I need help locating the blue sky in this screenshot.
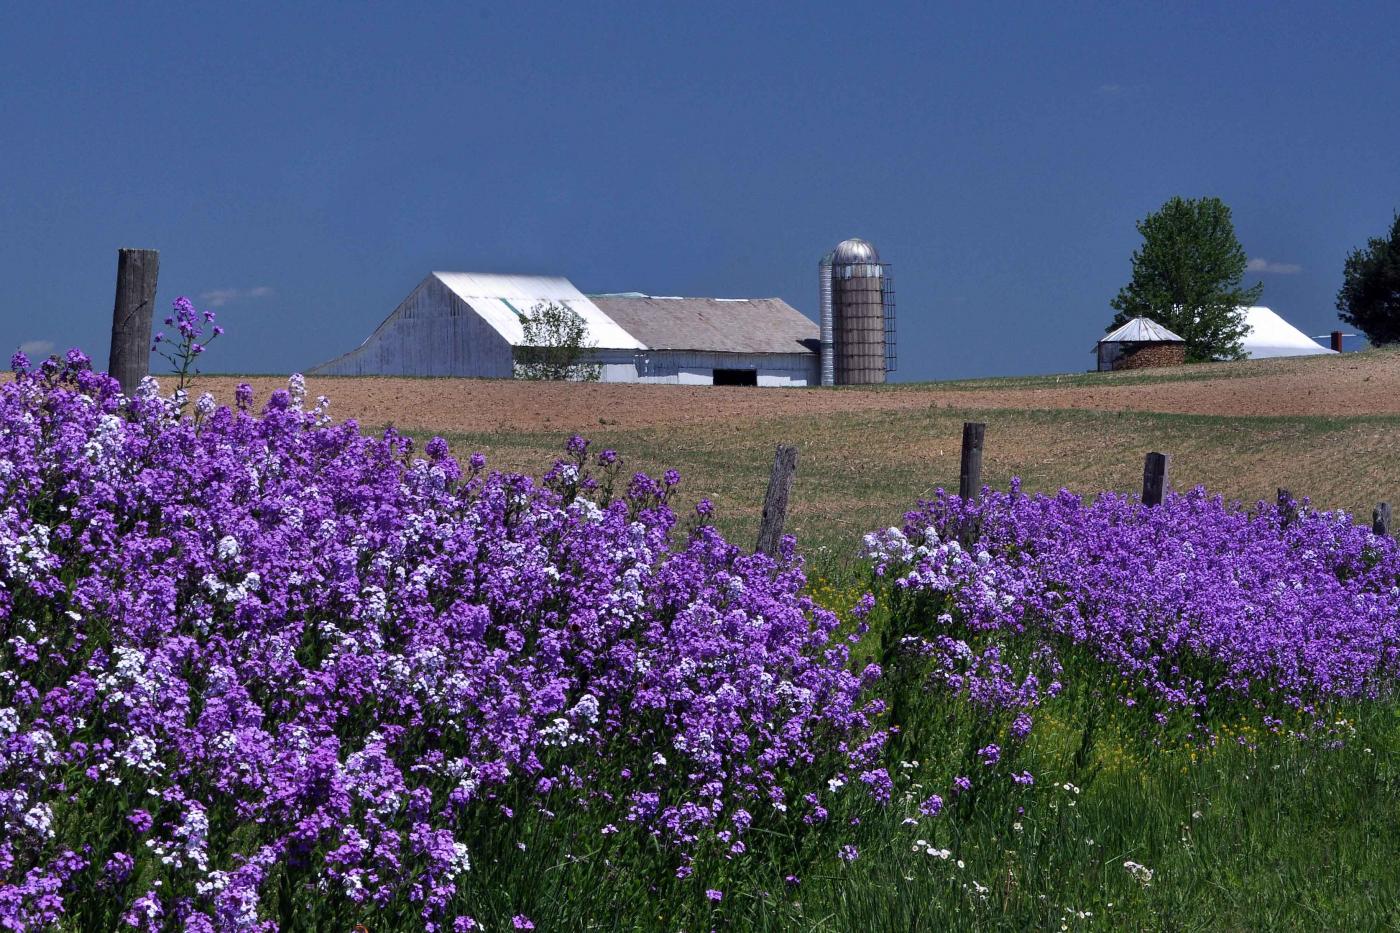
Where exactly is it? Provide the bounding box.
[2,1,1397,380]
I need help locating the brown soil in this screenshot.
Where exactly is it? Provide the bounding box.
[199,349,1400,434]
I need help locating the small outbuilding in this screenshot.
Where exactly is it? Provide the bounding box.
[1095,317,1187,372]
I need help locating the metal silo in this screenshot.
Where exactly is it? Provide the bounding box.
[828,237,895,385]
[818,250,835,386]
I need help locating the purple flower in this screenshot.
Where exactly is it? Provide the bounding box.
[838,844,860,863]
[705,889,723,902]
[104,852,135,882]
[425,436,450,460]
[919,794,944,817]
[859,768,893,804]
[512,915,535,930]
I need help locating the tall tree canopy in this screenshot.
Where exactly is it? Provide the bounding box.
[1336,213,1400,346]
[1109,196,1262,362]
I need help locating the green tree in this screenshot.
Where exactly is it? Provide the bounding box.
[1336,212,1400,346]
[1109,196,1262,362]
[513,301,602,381]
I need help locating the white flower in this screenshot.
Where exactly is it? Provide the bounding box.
[1123,860,1154,886]
[216,535,240,562]
[288,373,307,407]
[569,693,600,724]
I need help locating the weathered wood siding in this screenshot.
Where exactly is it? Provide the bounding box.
[310,276,513,377]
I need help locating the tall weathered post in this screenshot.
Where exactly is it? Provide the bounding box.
[756,444,798,556]
[959,422,985,503]
[108,248,160,394]
[958,422,986,548]
[1374,502,1392,537]
[1141,452,1168,507]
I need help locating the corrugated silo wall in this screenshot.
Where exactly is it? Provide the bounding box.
[833,264,886,384]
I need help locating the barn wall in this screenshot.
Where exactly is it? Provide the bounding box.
[310,277,514,377]
[587,350,818,386]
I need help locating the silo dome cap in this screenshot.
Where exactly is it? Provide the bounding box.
[831,237,880,264]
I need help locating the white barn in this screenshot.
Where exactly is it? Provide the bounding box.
[310,272,820,386]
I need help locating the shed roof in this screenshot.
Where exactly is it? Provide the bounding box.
[590,294,819,354]
[1099,316,1185,345]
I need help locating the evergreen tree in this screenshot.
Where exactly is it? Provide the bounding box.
[1336,213,1400,346]
[1109,196,1262,362]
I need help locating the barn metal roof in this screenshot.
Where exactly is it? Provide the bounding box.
[589,294,819,355]
[1098,316,1185,345]
[433,272,645,350]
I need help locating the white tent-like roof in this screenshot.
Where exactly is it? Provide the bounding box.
[1098,316,1185,344]
[433,272,645,350]
[1239,306,1334,359]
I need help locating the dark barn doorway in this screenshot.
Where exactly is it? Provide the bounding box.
[712,368,758,386]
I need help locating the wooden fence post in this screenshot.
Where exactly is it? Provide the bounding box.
[958,422,986,548]
[1141,452,1168,507]
[959,422,985,503]
[1374,502,1392,536]
[108,248,160,394]
[755,444,798,555]
[1277,488,1297,527]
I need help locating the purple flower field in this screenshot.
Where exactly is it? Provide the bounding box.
[0,352,884,929]
[871,479,1400,738]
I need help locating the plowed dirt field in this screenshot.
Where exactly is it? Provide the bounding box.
[205,349,1400,434]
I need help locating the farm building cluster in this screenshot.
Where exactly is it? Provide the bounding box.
[311,239,895,388]
[310,236,1339,384]
[1094,306,1335,372]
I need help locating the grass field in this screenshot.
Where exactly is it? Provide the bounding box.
[422,406,1399,556]
[202,349,1394,558]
